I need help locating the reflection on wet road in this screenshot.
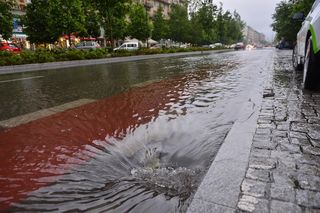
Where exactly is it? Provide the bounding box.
[0,50,273,212]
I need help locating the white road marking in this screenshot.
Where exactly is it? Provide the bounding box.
[0,76,44,83]
[0,99,96,128]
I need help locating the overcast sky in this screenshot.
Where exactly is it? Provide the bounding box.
[211,0,282,41]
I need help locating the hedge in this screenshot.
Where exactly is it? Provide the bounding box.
[0,47,224,66]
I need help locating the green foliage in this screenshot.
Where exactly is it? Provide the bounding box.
[93,0,130,46]
[49,0,86,44]
[78,1,101,38]
[128,3,152,43]
[0,0,15,40]
[23,0,58,44]
[0,46,227,66]
[168,4,192,43]
[272,0,315,42]
[166,2,244,45]
[152,6,169,41]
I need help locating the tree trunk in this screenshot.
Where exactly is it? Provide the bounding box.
[68,33,72,48]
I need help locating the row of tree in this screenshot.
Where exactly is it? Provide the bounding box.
[0,0,245,47]
[272,0,315,43]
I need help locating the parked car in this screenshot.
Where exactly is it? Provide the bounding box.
[150,44,163,49]
[209,43,223,49]
[75,41,100,50]
[0,42,21,53]
[113,42,139,51]
[293,0,320,89]
[234,42,245,50]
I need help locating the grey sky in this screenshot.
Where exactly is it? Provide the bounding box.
[212,0,282,41]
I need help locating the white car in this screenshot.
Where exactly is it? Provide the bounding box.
[113,42,139,51]
[75,41,101,50]
[293,0,320,89]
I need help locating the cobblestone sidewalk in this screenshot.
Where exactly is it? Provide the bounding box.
[236,50,320,213]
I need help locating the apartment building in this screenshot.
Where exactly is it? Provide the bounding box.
[135,0,184,18]
[243,25,266,45]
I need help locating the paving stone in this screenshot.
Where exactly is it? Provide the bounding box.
[272,136,290,145]
[240,179,268,198]
[272,130,288,137]
[297,163,320,176]
[289,132,308,140]
[246,168,271,183]
[305,208,320,213]
[255,128,272,135]
[252,141,277,150]
[308,124,320,140]
[270,200,302,213]
[237,195,269,213]
[275,122,290,131]
[277,157,297,171]
[258,123,276,129]
[302,145,320,156]
[278,143,301,154]
[257,119,273,124]
[253,135,271,142]
[274,113,287,121]
[296,190,320,208]
[296,154,320,167]
[273,172,296,188]
[270,184,296,202]
[249,157,277,170]
[236,52,320,213]
[291,122,308,132]
[310,139,320,148]
[251,148,271,158]
[302,109,317,117]
[291,137,310,146]
[297,174,320,192]
[307,117,320,124]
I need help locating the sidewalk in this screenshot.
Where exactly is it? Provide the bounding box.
[236,50,320,212]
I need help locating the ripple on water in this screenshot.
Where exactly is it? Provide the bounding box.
[4,52,247,212]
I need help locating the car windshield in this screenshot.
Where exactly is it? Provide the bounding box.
[9,44,17,48]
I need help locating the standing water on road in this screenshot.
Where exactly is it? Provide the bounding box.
[0,50,273,212]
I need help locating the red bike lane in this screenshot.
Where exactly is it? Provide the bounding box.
[0,72,208,211]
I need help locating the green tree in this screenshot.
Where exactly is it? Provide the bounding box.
[215,6,225,43]
[168,4,191,43]
[93,0,130,47]
[272,0,315,43]
[80,0,101,38]
[152,6,168,41]
[49,0,85,45]
[189,1,218,44]
[0,0,15,40]
[128,3,152,44]
[23,0,58,44]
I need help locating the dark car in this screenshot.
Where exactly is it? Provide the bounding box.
[0,42,21,53]
[234,42,245,50]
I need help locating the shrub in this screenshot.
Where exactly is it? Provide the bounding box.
[0,51,13,58]
[19,50,37,64]
[6,55,23,65]
[0,46,226,66]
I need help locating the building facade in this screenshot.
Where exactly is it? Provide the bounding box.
[243,25,266,45]
[135,0,184,18]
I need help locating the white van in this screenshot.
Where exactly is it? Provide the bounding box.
[113,42,139,51]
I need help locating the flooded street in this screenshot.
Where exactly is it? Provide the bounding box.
[0,50,273,212]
